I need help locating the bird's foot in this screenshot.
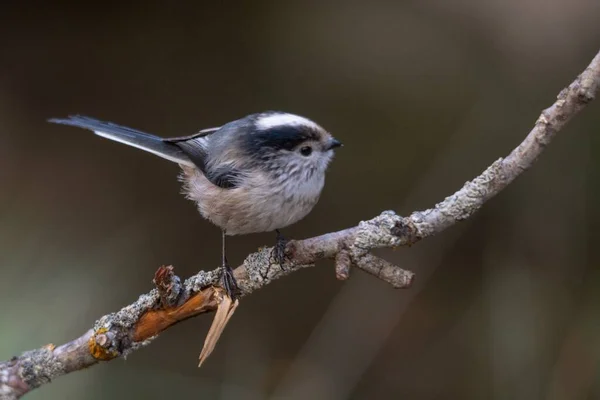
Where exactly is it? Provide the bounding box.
[220,257,240,299]
[272,229,289,270]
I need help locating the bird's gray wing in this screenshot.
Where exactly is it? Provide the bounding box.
[164,124,245,189]
[169,137,244,189]
[162,127,222,174]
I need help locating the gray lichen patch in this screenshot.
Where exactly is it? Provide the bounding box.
[92,289,162,356]
[240,248,312,294]
[438,158,505,220]
[184,269,221,293]
[95,290,160,332]
[242,248,280,292]
[410,158,506,238]
[18,347,65,388]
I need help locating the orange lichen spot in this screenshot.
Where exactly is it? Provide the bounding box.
[88,328,118,360]
[43,343,56,351]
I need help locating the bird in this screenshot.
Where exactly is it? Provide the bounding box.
[49,111,342,298]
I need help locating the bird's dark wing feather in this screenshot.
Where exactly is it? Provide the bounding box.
[162,127,219,174]
[168,139,209,173]
[205,165,243,189]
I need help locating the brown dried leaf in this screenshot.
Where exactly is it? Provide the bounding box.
[198,291,240,367]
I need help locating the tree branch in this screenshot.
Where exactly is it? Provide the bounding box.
[1,49,599,400]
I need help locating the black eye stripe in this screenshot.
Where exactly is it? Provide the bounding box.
[245,125,320,153]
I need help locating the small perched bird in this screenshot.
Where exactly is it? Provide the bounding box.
[49,111,342,297]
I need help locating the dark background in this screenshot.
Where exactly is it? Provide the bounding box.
[1,1,600,399]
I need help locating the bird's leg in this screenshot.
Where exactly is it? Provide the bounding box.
[272,229,289,269]
[220,230,239,299]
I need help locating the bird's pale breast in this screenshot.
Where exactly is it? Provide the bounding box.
[180,166,323,235]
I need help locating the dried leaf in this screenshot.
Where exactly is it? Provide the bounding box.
[198,290,240,367]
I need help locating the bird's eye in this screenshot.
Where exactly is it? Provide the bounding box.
[300,146,312,156]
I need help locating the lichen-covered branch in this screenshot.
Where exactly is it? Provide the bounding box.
[1,49,599,400]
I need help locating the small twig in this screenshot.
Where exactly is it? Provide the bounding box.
[1,48,599,400]
[335,250,352,281]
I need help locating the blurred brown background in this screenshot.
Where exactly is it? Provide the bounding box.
[1,1,600,399]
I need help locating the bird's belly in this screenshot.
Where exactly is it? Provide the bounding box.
[181,167,321,235]
[203,188,318,235]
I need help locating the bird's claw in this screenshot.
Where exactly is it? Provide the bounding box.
[220,257,240,299]
[272,230,289,270]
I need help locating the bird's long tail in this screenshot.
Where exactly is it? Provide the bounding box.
[49,115,193,166]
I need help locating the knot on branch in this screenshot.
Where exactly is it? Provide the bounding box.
[390,218,420,245]
[351,211,404,253]
[89,329,118,361]
[577,85,596,104]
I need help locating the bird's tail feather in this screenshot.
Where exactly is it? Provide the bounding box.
[48,115,193,166]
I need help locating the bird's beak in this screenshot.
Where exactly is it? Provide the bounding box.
[326,138,343,151]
